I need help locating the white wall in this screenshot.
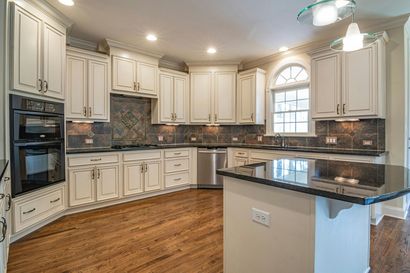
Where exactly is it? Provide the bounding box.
[0,0,6,159]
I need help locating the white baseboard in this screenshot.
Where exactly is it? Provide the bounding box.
[382,204,409,220]
[364,266,371,273]
[371,213,384,226]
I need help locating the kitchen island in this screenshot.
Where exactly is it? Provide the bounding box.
[217,158,410,273]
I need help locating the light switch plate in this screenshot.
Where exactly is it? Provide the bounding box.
[363,140,373,146]
[85,138,93,144]
[232,137,239,141]
[252,208,270,227]
[158,135,164,142]
[191,136,197,141]
[326,136,337,144]
[257,136,263,142]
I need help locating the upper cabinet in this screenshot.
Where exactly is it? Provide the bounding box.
[189,65,237,124]
[237,68,266,125]
[11,2,66,100]
[104,39,161,99]
[152,68,189,124]
[311,38,386,120]
[66,47,110,121]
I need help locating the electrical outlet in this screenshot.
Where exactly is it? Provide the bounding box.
[326,136,337,145]
[85,138,93,144]
[191,136,197,141]
[257,135,263,142]
[232,137,239,142]
[363,140,373,146]
[252,208,270,227]
[158,135,164,142]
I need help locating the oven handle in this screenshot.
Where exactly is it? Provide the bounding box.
[13,141,64,147]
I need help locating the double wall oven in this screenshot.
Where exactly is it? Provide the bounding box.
[10,95,65,197]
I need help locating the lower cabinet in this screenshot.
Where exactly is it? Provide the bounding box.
[123,160,162,195]
[233,157,248,166]
[144,161,162,192]
[0,173,11,273]
[68,164,119,207]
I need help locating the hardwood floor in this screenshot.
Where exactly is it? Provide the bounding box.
[7,189,410,273]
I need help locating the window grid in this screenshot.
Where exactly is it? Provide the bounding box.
[273,159,309,184]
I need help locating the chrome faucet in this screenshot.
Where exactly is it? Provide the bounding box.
[274,133,287,148]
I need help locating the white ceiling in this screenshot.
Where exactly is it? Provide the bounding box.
[46,0,410,63]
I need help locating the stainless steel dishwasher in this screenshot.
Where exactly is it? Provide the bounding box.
[197,148,227,188]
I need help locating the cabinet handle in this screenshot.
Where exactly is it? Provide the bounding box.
[4,177,9,182]
[0,217,6,243]
[137,82,140,91]
[174,152,181,155]
[174,113,177,120]
[140,164,145,173]
[5,194,11,212]
[337,104,340,115]
[90,158,102,162]
[145,164,149,172]
[215,113,218,121]
[336,187,339,193]
[97,169,101,179]
[208,114,211,122]
[133,82,137,91]
[174,164,182,167]
[174,178,182,181]
[44,80,48,92]
[23,208,36,214]
[342,188,345,194]
[38,79,43,93]
[343,104,346,114]
[50,197,60,204]
[91,169,95,180]
[88,107,92,117]
[83,106,87,117]
[251,113,254,121]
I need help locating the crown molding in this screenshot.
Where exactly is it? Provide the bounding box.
[186,60,241,67]
[26,0,73,29]
[67,37,99,52]
[100,39,164,59]
[159,58,188,72]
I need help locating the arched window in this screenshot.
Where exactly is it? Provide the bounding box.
[271,64,312,135]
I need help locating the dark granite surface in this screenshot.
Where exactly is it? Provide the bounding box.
[66,143,386,156]
[0,160,9,183]
[216,159,410,205]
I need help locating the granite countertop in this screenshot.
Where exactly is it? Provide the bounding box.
[216,159,409,205]
[66,143,386,157]
[0,160,9,183]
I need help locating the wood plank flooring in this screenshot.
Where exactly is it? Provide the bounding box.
[7,189,410,273]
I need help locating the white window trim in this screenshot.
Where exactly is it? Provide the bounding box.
[265,64,315,137]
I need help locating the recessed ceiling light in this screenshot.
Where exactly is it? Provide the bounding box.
[58,0,74,6]
[146,34,158,41]
[207,47,217,54]
[279,46,289,52]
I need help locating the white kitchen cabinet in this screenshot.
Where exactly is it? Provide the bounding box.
[189,66,238,124]
[237,68,266,124]
[0,173,11,273]
[152,69,188,124]
[111,55,158,98]
[190,72,213,123]
[68,167,95,206]
[144,161,162,192]
[214,72,236,123]
[311,38,386,120]
[123,163,144,196]
[66,47,109,121]
[11,2,66,100]
[96,165,119,201]
[233,157,248,166]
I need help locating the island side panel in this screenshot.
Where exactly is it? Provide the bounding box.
[314,197,371,273]
[223,177,316,273]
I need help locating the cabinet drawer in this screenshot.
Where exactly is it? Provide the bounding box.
[165,158,189,173]
[123,151,161,162]
[14,185,65,232]
[165,149,190,158]
[68,154,119,167]
[234,150,248,158]
[165,172,190,188]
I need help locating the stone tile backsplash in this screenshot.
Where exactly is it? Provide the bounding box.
[66,95,385,150]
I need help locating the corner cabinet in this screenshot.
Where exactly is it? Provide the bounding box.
[66,47,110,121]
[311,38,386,120]
[189,65,237,124]
[151,69,188,124]
[237,68,266,124]
[10,2,66,100]
[111,55,158,98]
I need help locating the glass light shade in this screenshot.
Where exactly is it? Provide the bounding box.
[297,0,356,26]
[330,22,378,52]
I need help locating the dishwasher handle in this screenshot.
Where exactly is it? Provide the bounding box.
[198,150,227,154]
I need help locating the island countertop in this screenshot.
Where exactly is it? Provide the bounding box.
[216,158,410,205]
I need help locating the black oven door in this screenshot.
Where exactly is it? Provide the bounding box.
[13,111,64,141]
[12,141,65,196]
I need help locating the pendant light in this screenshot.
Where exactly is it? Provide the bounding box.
[297,0,356,27]
[330,14,378,51]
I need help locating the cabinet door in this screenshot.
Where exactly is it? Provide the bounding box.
[214,72,236,124]
[238,74,255,123]
[96,165,119,201]
[112,56,136,92]
[66,56,87,119]
[11,4,42,94]
[88,60,109,120]
[123,163,144,196]
[342,46,376,117]
[42,22,65,99]
[311,53,341,119]
[137,62,157,96]
[233,157,248,167]
[190,72,212,123]
[69,168,95,206]
[144,161,162,192]
[159,73,174,122]
[174,76,187,123]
